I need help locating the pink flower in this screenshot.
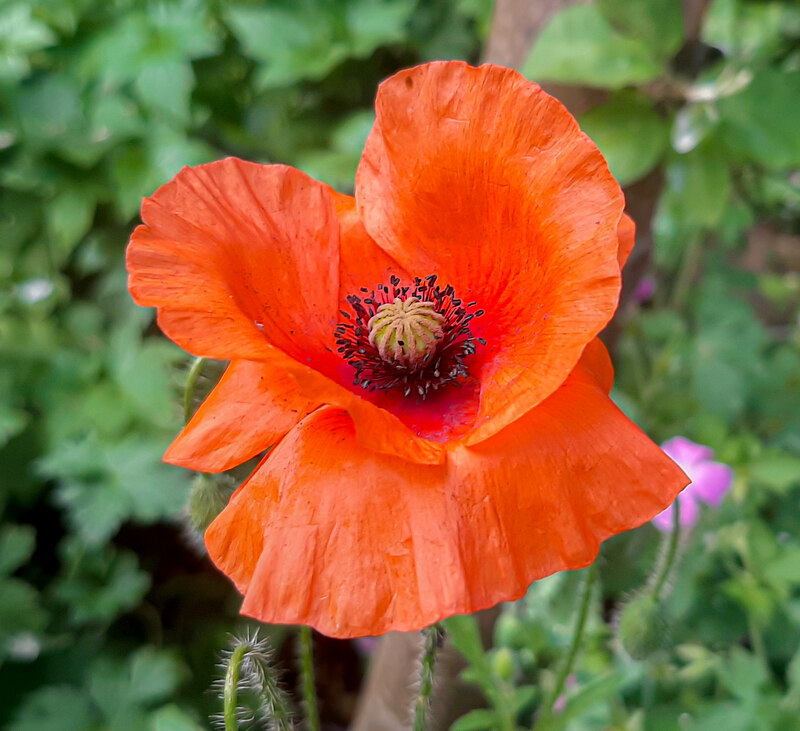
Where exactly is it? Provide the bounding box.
[652,437,733,532]
[633,275,655,303]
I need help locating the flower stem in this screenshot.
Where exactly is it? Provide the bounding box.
[535,561,598,728]
[299,625,320,731]
[183,356,206,425]
[223,643,246,731]
[413,624,444,731]
[653,498,681,600]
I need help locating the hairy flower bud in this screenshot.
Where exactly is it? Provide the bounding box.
[617,594,671,660]
[490,647,515,682]
[188,474,235,533]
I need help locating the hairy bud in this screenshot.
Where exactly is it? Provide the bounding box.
[617,594,671,660]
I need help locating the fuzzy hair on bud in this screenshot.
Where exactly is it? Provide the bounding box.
[188,473,236,533]
[617,594,672,660]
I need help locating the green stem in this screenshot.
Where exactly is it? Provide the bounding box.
[670,234,703,312]
[739,551,769,671]
[224,643,246,731]
[183,357,206,425]
[653,498,681,600]
[299,626,320,731]
[413,624,444,731]
[536,561,598,728]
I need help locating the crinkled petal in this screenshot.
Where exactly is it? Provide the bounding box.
[129,162,445,465]
[357,61,625,446]
[127,159,340,370]
[164,359,320,473]
[205,355,687,638]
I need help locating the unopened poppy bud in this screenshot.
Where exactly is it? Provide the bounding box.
[188,473,234,532]
[368,297,444,368]
[617,594,671,660]
[495,612,526,649]
[490,647,515,682]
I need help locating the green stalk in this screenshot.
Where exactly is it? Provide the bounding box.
[652,498,681,600]
[535,561,598,728]
[223,643,246,731]
[299,626,320,731]
[183,356,206,425]
[413,624,444,731]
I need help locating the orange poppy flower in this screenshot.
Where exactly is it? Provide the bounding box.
[127,61,688,638]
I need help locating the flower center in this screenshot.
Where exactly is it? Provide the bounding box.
[335,275,484,399]
[368,297,444,368]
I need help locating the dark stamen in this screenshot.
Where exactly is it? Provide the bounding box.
[335,276,484,400]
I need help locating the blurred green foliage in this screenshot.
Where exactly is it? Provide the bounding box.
[2,0,800,728]
[0,0,489,726]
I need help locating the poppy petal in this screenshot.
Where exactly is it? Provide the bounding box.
[617,213,636,269]
[574,338,615,394]
[357,61,624,445]
[331,190,409,297]
[127,159,340,370]
[164,360,320,473]
[206,365,687,637]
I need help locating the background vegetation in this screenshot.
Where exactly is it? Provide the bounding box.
[1,0,799,728]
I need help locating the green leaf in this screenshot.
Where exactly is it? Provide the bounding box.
[45,188,97,265]
[703,0,795,59]
[134,60,195,125]
[580,92,669,185]
[662,144,732,228]
[226,2,349,88]
[451,709,501,731]
[444,614,487,668]
[42,436,189,545]
[345,0,415,56]
[17,75,84,145]
[0,523,36,576]
[523,3,662,89]
[749,453,800,492]
[598,0,684,59]
[0,406,30,448]
[718,647,769,701]
[719,71,800,169]
[691,281,764,420]
[109,325,183,429]
[54,538,151,625]
[88,648,187,720]
[762,548,800,586]
[560,671,630,721]
[0,4,56,82]
[8,686,97,731]
[0,578,47,647]
[150,705,205,731]
[128,648,188,706]
[228,0,416,89]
